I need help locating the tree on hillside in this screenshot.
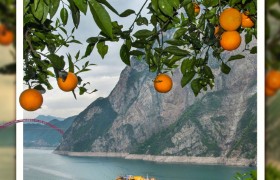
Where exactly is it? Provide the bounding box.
[21,0,257,110]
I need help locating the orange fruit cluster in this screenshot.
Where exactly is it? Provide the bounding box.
[154,73,173,93]
[218,8,254,51]
[20,72,79,111]
[0,24,14,46]
[265,70,280,97]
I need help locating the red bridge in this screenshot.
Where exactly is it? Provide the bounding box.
[0,119,64,135]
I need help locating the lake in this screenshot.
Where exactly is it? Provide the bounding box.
[24,149,254,180]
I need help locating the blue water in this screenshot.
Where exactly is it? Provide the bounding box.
[24,149,254,180]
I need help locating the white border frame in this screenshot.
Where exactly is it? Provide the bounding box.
[257,0,265,179]
[16,0,23,179]
[15,1,265,179]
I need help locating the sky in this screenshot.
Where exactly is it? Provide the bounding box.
[24,0,149,119]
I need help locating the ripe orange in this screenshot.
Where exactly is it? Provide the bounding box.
[220,31,241,51]
[154,73,173,93]
[194,3,200,15]
[0,25,14,46]
[19,89,43,111]
[57,72,78,92]
[265,86,276,97]
[266,70,280,90]
[219,8,242,31]
[241,13,254,28]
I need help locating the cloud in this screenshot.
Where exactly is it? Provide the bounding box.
[24,0,148,119]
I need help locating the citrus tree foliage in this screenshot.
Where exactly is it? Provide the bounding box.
[0,0,16,74]
[24,0,257,96]
[266,0,280,69]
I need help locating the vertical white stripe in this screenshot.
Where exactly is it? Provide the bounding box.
[257,0,265,179]
[16,0,23,179]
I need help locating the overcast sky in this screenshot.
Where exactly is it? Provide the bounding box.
[24,0,150,119]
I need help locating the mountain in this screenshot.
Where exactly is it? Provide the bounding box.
[35,115,64,122]
[24,115,76,147]
[56,46,257,160]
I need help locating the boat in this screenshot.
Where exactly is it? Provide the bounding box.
[116,175,156,180]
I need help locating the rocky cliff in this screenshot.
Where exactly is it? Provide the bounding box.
[56,43,256,159]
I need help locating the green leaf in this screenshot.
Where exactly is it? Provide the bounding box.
[31,0,44,20]
[136,17,149,26]
[47,54,65,70]
[173,28,188,39]
[120,9,135,17]
[97,41,108,59]
[60,7,68,26]
[130,50,145,56]
[96,0,119,16]
[68,39,82,44]
[49,0,60,19]
[86,37,100,44]
[181,71,195,87]
[202,0,219,7]
[69,0,80,28]
[158,0,174,17]
[24,0,30,8]
[229,0,241,6]
[228,54,245,61]
[168,0,180,9]
[164,46,189,56]
[41,1,49,23]
[165,39,188,46]
[250,46,257,54]
[67,54,74,73]
[34,0,40,10]
[75,50,80,60]
[245,31,253,44]
[34,84,46,94]
[221,62,231,74]
[204,66,214,78]
[184,2,195,21]
[181,58,194,74]
[83,44,95,58]
[73,0,87,14]
[79,86,87,95]
[191,78,202,96]
[89,0,113,39]
[120,44,131,66]
[133,29,154,39]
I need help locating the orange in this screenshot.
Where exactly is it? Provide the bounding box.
[220,31,241,51]
[19,89,43,111]
[154,73,173,93]
[214,26,220,36]
[241,13,254,28]
[0,25,14,46]
[57,72,78,92]
[266,70,280,90]
[265,86,276,97]
[219,8,242,31]
[194,3,200,15]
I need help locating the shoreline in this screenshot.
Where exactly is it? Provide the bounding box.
[53,151,256,167]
